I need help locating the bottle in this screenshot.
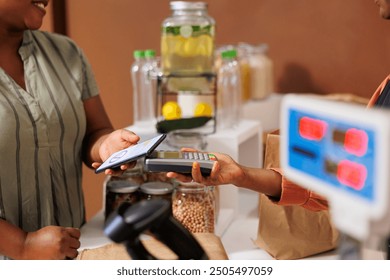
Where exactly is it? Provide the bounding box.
[131,50,158,126]
[217,49,242,130]
[161,1,215,75]
[237,43,252,102]
[138,49,158,126]
[131,50,146,125]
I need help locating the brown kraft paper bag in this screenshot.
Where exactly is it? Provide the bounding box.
[254,130,339,259]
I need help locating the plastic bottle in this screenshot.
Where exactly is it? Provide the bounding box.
[131,50,146,125]
[138,49,158,126]
[217,49,242,130]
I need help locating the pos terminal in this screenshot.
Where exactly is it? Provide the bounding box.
[280,94,390,259]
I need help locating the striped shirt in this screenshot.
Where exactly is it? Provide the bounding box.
[0,30,99,235]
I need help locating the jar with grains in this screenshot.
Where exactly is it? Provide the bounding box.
[246,43,274,100]
[172,181,215,233]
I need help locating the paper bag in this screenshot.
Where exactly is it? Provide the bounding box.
[254,131,339,259]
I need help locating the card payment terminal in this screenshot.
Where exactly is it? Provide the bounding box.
[144,151,217,176]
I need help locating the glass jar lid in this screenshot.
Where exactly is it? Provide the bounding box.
[174,180,207,192]
[106,180,140,193]
[140,182,174,195]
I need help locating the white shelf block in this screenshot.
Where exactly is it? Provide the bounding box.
[242,93,284,132]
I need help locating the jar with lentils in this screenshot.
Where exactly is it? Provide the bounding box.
[172,181,215,233]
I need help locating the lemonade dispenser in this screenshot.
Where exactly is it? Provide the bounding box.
[157,1,217,137]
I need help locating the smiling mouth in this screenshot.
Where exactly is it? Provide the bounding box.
[32,1,48,11]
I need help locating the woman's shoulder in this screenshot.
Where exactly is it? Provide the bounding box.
[29,30,80,51]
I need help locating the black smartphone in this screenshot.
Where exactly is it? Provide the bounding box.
[95,134,166,174]
[144,151,217,176]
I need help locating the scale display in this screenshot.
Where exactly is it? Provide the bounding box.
[280,95,390,240]
[287,109,376,202]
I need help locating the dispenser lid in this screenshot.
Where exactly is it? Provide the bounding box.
[170,1,207,11]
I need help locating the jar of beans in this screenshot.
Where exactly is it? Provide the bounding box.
[172,181,215,233]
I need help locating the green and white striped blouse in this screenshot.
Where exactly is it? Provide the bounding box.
[0,30,99,236]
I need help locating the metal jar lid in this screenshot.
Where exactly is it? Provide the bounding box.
[140,182,174,195]
[106,180,140,193]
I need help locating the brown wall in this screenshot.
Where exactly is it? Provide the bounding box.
[41,2,53,32]
[64,0,390,220]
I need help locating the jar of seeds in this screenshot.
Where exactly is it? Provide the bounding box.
[172,181,215,233]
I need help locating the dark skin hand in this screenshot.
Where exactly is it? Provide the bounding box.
[22,226,81,260]
[0,219,81,260]
[167,148,283,199]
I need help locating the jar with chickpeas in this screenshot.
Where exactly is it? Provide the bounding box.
[172,180,215,233]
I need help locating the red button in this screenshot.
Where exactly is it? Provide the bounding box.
[299,117,327,141]
[344,128,368,157]
[337,160,367,190]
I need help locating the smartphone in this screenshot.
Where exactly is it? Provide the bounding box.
[144,151,217,176]
[95,134,166,174]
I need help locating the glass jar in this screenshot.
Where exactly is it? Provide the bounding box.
[161,1,216,75]
[104,180,140,221]
[103,160,146,221]
[172,181,215,233]
[139,181,174,202]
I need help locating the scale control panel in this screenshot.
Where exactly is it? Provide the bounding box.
[281,95,390,240]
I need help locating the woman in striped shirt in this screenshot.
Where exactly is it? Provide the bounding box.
[0,0,140,259]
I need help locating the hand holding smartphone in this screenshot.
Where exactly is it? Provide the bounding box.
[95,134,167,174]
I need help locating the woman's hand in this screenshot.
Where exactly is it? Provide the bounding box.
[21,226,81,260]
[166,148,244,186]
[91,129,140,175]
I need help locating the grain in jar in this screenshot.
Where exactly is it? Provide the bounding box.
[172,181,215,233]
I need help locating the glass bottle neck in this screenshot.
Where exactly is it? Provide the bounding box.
[172,9,207,17]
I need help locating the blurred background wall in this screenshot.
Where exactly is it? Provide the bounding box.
[46,0,390,220]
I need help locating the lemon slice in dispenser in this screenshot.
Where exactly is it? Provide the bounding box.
[162,101,182,120]
[194,102,213,117]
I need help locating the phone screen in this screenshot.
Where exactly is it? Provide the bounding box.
[95,134,166,174]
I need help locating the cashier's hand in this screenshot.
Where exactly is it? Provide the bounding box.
[22,226,81,260]
[91,129,140,176]
[166,148,243,187]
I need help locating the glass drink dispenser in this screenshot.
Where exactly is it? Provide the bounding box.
[157,1,217,136]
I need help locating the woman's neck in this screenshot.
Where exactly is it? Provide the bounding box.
[0,30,26,90]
